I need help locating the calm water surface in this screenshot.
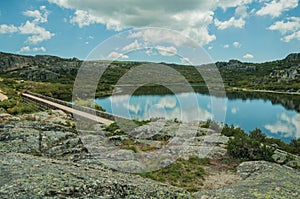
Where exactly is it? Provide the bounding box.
[96,92,300,143]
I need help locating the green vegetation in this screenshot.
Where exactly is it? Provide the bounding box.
[139,156,209,192]
[0,79,39,115]
[74,98,106,112]
[222,124,300,160]
[104,122,126,137]
[132,119,151,126]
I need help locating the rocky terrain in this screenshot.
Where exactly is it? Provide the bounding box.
[0,51,300,84]
[194,161,300,199]
[0,110,300,198]
[0,52,81,80]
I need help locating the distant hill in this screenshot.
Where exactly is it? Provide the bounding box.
[0,51,299,92]
[0,52,81,80]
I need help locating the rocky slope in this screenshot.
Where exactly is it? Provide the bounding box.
[194,161,300,199]
[0,110,300,198]
[0,112,192,198]
[1,51,300,82]
[0,52,81,80]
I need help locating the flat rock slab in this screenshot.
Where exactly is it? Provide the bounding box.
[0,152,192,199]
[194,161,300,199]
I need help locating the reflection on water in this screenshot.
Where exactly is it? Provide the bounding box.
[96,91,300,143]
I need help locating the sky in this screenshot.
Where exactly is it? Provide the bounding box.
[0,0,300,64]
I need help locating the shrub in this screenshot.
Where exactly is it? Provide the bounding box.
[226,128,275,161]
[139,156,208,192]
[7,102,38,115]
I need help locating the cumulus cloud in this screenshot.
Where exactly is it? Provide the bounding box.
[128,29,198,47]
[20,46,46,53]
[233,41,241,48]
[122,40,141,52]
[107,51,129,60]
[223,44,229,48]
[268,17,300,42]
[268,17,300,34]
[0,6,54,44]
[235,5,248,18]
[70,10,105,28]
[283,31,300,42]
[0,24,18,34]
[180,57,191,64]
[243,53,254,59]
[47,0,256,46]
[155,45,177,56]
[256,0,298,18]
[214,17,245,30]
[19,21,55,44]
[23,6,48,23]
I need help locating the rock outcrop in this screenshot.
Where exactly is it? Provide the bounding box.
[1,111,300,198]
[284,53,300,62]
[194,161,300,199]
[0,152,192,199]
[0,52,81,80]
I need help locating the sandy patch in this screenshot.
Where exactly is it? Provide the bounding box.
[199,158,241,191]
[0,90,8,101]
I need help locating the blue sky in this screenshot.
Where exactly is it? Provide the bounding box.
[0,0,300,64]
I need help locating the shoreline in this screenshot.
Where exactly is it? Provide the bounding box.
[228,87,300,95]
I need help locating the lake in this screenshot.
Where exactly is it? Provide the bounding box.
[95,90,300,143]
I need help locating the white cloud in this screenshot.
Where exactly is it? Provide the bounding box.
[0,6,54,44]
[208,46,213,50]
[20,46,46,53]
[268,17,300,34]
[233,41,241,48]
[107,51,129,60]
[47,0,255,46]
[243,53,254,59]
[155,45,177,56]
[48,0,70,8]
[214,17,245,30]
[256,0,298,18]
[23,6,48,23]
[70,9,107,28]
[180,57,191,64]
[268,17,300,42]
[0,24,18,34]
[218,0,254,9]
[128,29,199,47]
[19,21,55,44]
[235,5,248,18]
[223,44,229,48]
[283,30,300,42]
[122,40,141,52]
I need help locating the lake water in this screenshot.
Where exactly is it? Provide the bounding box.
[96,91,300,143]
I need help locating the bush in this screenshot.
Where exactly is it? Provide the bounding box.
[139,156,208,192]
[226,127,275,161]
[289,138,300,155]
[221,124,244,137]
[7,102,38,115]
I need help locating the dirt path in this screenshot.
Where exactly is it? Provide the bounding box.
[199,158,240,191]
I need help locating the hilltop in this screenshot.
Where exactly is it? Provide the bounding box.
[0,51,299,99]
